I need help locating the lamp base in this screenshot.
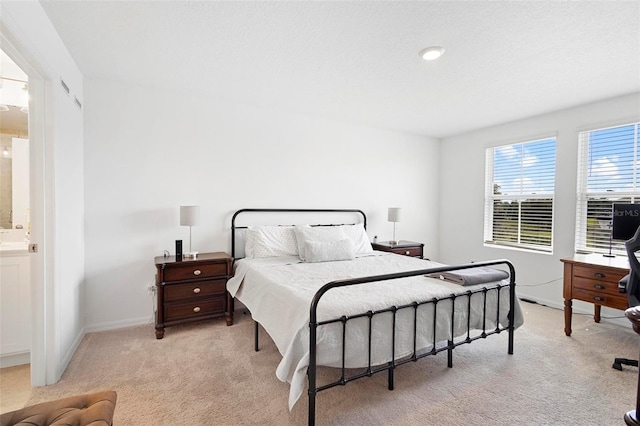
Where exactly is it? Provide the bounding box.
[184,251,198,259]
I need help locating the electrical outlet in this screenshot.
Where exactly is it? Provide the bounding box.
[147,284,156,296]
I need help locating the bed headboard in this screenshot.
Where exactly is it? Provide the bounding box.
[231,208,367,259]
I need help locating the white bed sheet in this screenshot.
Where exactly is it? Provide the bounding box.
[227,252,524,410]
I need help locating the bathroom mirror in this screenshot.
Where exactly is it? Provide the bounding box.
[0,49,29,231]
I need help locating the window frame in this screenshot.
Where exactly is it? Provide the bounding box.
[574,122,640,255]
[484,137,557,254]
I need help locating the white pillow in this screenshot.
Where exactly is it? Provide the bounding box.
[245,226,298,258]
[294,225,348,261]
[243,228,255,258]
[339,223,374,254]
[304,239,355,263]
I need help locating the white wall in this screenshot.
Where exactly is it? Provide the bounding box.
[1,1,85,383]
[83,77,440,330]
[439,93,640,318]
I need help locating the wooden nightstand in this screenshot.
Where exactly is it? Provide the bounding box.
[371,240,424,258]
[154,252,233,339]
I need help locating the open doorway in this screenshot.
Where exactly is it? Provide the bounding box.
[2,7,86,394]
[0,47,31,412]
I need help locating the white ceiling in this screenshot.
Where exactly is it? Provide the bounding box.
[40,1,640,139]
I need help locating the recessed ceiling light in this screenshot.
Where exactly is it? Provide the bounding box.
[420,46,445,61]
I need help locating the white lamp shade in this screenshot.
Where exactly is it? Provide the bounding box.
[180,206,201,226]
[388,207,402,223]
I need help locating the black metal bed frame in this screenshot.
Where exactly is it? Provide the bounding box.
[231,208,516,426]
[231,208,366,259]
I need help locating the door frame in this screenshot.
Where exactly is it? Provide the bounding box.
[1,20,55,387]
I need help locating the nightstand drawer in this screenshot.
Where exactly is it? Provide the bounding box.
[573,265,627,284]
[164,297,226,322]
[390,247,423,257]
[164,279,226,302]
[572,287,628,310]
[163,262,228,282]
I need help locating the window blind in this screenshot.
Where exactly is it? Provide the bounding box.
[575,123,640,254]
[484,138,556,253]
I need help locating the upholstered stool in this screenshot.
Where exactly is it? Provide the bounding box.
[0,390,117,426]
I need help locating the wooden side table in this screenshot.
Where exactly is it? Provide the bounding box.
[154,252,233,339]
[371,240,424,258]
[561,253,629,336]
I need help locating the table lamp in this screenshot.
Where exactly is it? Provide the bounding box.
[180,205,201,259]
[388,207,401,246]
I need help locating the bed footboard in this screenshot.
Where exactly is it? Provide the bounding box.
[307,259,516,426]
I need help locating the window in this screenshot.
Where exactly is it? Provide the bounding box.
[484,137,556,253]
[575,122,640,254]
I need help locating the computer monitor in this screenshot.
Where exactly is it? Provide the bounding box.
[612,203,640,241]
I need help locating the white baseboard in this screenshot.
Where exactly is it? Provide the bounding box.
[58,327,86,381]
[85,315,154,333]
[0,351,29,368]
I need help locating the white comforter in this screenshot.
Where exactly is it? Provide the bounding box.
[227,252,524,410]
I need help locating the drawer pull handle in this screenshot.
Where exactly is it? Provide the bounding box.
[193,288,201,294]
[594,284,605,290]
[193,306,201,313]
[193,270,202,276]
[594,273,605,278]
[405,251,410,255]
[594,296,605,302]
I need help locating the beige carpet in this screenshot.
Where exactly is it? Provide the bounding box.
[18,302,640,425]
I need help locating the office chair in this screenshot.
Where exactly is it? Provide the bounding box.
[613,227,640,371]
[613,226,640,425]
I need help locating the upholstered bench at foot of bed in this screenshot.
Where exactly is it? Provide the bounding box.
[0,390,117,426]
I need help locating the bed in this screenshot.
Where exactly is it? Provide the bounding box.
[227,208,524,425]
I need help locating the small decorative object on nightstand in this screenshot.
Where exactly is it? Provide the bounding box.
[371,240,424,258]
[154,252,233,339]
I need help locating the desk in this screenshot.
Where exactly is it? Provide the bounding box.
[561,254,629,336]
